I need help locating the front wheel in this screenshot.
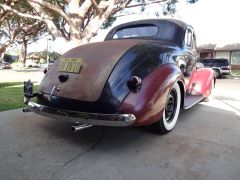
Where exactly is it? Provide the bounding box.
[214,69,221,78]
[153,82,181,134]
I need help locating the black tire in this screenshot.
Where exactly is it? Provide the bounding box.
[152,82,181,134]
[214,69,221,78]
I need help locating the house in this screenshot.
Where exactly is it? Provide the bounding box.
[198,43,240,69]
[198,44,216,59]
[25,53,44,67]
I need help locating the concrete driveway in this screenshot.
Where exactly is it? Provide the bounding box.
[0,79,240,180]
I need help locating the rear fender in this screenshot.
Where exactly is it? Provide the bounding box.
[187,68,215,97]
[119,64,184,126]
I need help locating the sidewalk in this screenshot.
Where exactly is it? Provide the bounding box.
[0,69,44,84]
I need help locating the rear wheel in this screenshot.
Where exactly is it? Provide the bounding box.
[153,82,181,134]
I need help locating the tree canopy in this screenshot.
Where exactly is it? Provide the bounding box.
[0,0,198,56]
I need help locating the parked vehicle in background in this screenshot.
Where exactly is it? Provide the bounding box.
[0,62,12,69]
[198,58,231,78]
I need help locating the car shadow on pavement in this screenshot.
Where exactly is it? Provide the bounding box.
[35,117,152,148]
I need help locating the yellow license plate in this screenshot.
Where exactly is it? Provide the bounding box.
[58,58,83,73]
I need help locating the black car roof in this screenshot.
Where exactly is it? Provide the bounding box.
[104,19,190,46]
[110,19,188,31]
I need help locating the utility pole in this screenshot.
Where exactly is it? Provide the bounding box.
[46,38,49,66]
[46,32,52,67]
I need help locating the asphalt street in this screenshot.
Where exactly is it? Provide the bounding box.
[0,79,240,180]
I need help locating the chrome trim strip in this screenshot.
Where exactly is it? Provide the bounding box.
[26,101,136,127]
[72,124,93,132]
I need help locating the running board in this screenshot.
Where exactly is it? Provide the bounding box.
[184,95,205,109]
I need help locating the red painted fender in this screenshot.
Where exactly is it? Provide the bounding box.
[120,64,184,126]
[187,68,215,97]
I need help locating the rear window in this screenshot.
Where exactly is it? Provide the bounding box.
[113,25,158,39]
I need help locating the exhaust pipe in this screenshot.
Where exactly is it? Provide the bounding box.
[23,107,30,112]
[72,124,93,132]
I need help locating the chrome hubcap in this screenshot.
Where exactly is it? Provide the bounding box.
[165,89,177,123]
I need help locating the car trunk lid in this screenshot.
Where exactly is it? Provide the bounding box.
[39,39,145,102]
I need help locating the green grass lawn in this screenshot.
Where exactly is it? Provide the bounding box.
[231,69,240,77]
[0,82,39,112]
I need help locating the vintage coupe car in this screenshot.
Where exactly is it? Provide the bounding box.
[24,19,215,134]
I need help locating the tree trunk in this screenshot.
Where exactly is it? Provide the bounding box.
[0,47,5,61]
[19,40,28,67]
[0,43,10,58]
[0,45,7,58]
[22,40,27,66]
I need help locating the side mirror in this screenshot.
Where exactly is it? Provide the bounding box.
[196,62,204,69]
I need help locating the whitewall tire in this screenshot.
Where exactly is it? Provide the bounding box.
[153,82,181,134]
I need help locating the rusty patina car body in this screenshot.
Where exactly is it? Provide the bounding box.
[24,19,215,134]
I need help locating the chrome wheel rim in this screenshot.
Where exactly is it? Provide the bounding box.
[165,89,177,123]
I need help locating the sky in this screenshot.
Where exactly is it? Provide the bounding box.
[28,0,240,53]
[176,0,240,46]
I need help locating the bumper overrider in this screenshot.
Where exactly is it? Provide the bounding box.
[23,82,136,127]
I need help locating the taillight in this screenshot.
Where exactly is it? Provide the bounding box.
[127,76,142,93]
[222,66,230,70]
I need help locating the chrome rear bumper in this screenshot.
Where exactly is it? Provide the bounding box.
[25,101,136,127]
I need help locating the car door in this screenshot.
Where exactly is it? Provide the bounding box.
[184,26,198,77]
